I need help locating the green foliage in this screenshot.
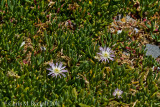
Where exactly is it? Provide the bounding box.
[0,0,159,106]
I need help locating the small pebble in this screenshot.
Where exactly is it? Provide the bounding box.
[145,44,160,59]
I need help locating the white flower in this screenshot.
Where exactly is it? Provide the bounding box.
[96,47,115,63]
[40,46,46,51]
[20,41,25,48]
[46,62,68,78]
[134,28,139,33]
[113,88,123,98]
[117,30,122,34]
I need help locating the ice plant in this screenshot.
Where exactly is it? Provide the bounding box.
[113,88,123,98]
[96,46,115,62]
[47,62,68,78]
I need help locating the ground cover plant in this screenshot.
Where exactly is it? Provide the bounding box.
[0,0,160,106]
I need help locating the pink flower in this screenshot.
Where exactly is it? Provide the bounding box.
[96,47,115,62]
[47,62,68,78]
[155,29,158,32]
[113,88,123,98]
[23,60,28,64]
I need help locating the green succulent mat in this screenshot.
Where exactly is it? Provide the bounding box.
[0,0,160,107]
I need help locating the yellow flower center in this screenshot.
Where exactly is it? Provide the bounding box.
[116,91,121,96]
[103,52,109,58]
[54,68,60,73]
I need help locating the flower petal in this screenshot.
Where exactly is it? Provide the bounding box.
[58,74,61,78]
[48,72,54,75]
[58,62,63,68]
[49,63,54,67]
[97,53,102,55]
[51,74,56,77]
[110,54,115,57]
[61,66,66,70]
[109,57,114,61]
[61,70,68,73]
[46,68,53,72]
[107,47,111,52]
[99,47,104,51]
[56,63,58,67]
[113,92,116,96]
[61,73,66,77]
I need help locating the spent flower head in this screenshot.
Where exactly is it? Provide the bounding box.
[95,46,115,63]
[47,62,68,78]
[113,88,123,98]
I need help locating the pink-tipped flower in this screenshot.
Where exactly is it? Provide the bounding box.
[96,47,115,62]
[155,29,158,32]
[143,18,147,22]
[47,62,68,78]
[113,88,123,98]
